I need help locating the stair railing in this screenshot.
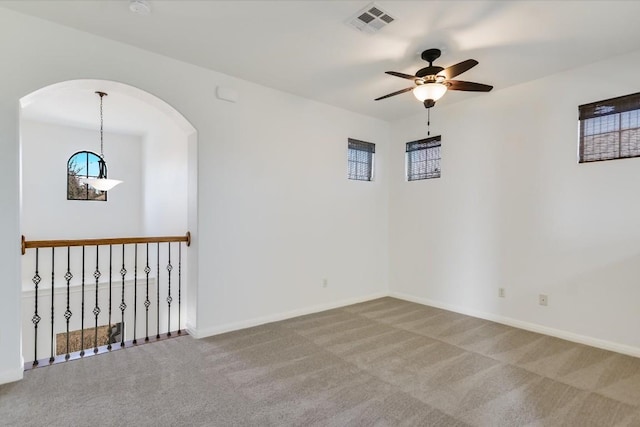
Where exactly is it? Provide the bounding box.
[21,232,190,368]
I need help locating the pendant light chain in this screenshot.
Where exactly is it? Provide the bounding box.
[85,90,121,191]
[99,92,105,159]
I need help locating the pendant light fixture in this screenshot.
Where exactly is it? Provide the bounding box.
[83,91,122,192]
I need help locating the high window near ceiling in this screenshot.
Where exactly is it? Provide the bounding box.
[67,150,106,201]
[406,136,441,181]
[579,92,640,163]
[348,138,375,181]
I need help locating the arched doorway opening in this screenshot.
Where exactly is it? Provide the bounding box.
[19,79,198,365]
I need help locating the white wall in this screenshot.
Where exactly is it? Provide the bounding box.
[141,123,188,236]
[21,120,143,240]
[0,8,389,383]
[389,49,640,354]
[195,84,389,336]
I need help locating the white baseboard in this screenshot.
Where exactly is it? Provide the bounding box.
[187,292,388,339]
[185,322,198,338]
[390,291,640,359]
[0,362,24,385]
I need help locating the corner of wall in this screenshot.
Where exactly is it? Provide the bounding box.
[0,359,24,385]
[390,291,640,359]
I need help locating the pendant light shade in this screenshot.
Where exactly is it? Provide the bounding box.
[83,177,122,192]
[84,91,122,192]
[412,83,448,102]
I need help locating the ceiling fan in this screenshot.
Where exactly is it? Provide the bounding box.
[375,48,493,108]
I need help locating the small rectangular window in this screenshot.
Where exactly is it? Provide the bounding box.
[406,136,441,181]
[579,92,640,163]
[348,138,375,181]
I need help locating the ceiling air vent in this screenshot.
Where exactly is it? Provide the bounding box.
[347,3,395,34]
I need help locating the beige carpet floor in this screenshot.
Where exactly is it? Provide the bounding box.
[1,297,640,426]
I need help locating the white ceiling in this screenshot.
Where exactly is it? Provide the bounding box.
[5,0,640,122]
[20,79,193,136]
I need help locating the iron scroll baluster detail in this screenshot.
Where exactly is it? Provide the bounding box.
[93,246,101,353]
[64,248,73,360]
[50,248,55,363]
[120,244,127,347]
[133,244,138,344]
[80,247,85,357]
[178,242,182,335]
[32,248,41,366]
[144,244,151,342]
[166,243,172,337]
[107,245,113,351]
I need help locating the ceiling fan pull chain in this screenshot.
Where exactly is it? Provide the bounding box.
[427,108,430,136]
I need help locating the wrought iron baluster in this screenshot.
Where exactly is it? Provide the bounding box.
[167,242,172,336]
[107,245,113,351]
[80,247,85,357]
[22,232,190,367]
[120,244,127,347]
[156,242,160,339]
[178,242,182,335]
[32,248,41,366]
[93,246,101,353]
[64,247,73,359]
[50,248,55,363]
[133,244,138,344]
[144,243,150,342]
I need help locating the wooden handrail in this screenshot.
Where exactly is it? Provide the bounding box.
[21,232,191,255]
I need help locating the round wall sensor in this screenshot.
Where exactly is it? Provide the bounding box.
[129,0,151,15]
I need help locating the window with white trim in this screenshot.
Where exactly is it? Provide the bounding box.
[406,136,441,181]
[348,138,375,181]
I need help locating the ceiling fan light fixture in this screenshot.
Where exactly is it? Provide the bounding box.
[375,48,491,105]
[413,83,448,102]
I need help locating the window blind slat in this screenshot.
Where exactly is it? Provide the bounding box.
[579,92,640,120]
[579,93,640,163]
[347,138,375,181]
[406,135,441,152]
[406,136,441,180]
[348,138,375,153]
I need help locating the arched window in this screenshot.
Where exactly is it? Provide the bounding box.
[67,151,107,201]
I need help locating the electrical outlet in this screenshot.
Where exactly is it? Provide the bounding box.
[498,288,506,298]
[539,294,548,306]
[322,278,328,288]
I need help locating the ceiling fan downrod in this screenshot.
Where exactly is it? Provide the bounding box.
[421,48,441,66]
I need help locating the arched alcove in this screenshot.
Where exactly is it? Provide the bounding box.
[19,79,198,362]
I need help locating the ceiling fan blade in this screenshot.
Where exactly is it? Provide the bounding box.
[385,71,417,80]
[447,80,493,92]
[440,59,478,79]
[374,87,414,101]
[415,66,444,78]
